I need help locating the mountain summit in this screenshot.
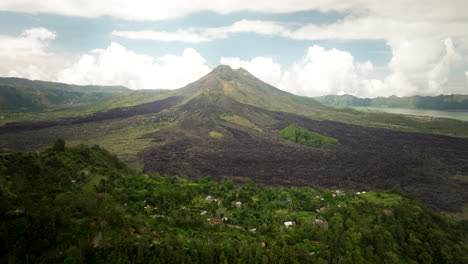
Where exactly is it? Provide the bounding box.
[209,64,249,77]
[179,65,322,114]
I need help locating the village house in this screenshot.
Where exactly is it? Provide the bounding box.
[383,209,393,215]
[205,195,218,202]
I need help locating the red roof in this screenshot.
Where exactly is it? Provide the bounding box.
[208,218,222,223]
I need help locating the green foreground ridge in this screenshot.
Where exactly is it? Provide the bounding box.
[278,125,339,146]
[1,142,467,264]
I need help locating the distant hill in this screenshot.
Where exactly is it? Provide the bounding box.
[0,77,130,111]
[315,94,468,110]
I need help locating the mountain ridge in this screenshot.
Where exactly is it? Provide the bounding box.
[0,77,130,111]
[0,77,129,93]
[315,94,468,110]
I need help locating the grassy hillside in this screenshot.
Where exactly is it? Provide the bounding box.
[0,89,171,125]
[0,84,117,111]
[0,77,132,112]
[0,77,129,93]
[315,94,468,110]
[1,143,467,263]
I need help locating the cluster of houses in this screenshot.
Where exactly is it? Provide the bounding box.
[145,190,378,235]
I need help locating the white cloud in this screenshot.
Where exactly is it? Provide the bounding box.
[0,27,56,58]
[280,46,384,97]
[0,30,212,89]
[57,42,211,89]
[221,56,283,86]
[0,27,64,80]
[222,45,385,97]
[0,1,355,21]
[384,38,463,96]
[1,1,466,23]
[113,20,287,43]
[222,42,468,98]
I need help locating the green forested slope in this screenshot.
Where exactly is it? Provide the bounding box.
[0,77,131,112]
[1,142,467,263]
[0,77,128,93]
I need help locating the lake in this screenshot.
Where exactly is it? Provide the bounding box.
[350,106,468,121]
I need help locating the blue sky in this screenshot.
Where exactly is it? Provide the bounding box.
[0,1,466,98]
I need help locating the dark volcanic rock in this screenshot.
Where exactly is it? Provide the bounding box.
[143,96,468,211]
[0,96,183,134]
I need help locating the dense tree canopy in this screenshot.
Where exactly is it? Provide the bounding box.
[0,143,466,263]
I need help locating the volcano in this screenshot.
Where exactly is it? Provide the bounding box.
[1,65,468,211]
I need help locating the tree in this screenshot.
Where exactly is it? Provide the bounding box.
[294,129,301,143]
[52,138,66,151]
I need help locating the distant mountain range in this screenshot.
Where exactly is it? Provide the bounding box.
[315,94,468,110]
[0,77,130,111]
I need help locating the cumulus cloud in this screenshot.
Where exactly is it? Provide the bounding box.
[280,46,384,97]
[383,38,463,96]
[0,27,65,80]
[222,45,384,97]
[222,42,467,98]
[0,27,56,58]
[0,28,212,90]
[220,56,283,85]
[57,42,211,89]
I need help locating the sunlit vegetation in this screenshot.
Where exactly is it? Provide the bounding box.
[278,125,338,146]
[209,131,224,139]
[1,142,466,263]
[220,113,262,132]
